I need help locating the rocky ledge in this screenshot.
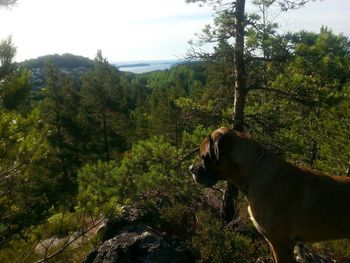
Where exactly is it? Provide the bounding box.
[83,225,193,263]
[82,206,337,263]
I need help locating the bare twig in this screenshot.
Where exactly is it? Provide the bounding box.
[35,217,105,263]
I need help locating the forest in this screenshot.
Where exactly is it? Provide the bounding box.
[1,0,350,262]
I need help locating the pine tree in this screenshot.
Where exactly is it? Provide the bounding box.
[0,37,31,112]
[80,50,126,161]
[186,0,318,223]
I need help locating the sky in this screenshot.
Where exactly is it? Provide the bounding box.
[0,0,349,63]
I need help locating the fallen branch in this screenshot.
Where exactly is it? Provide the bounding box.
[35,217,105,263]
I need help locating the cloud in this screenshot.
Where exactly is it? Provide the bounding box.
[0,0,213,61]
[1,0,348,62]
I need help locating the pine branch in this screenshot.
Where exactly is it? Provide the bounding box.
[250,86,313,105]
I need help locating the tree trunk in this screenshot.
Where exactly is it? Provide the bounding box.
[221,0,246,224]
[233,0,247,132]
[221,182,239,224]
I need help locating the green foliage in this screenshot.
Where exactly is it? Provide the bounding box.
[242,29,350,173]
[131,63,208,145]
[45,212,77,237]
[39,63,81,201]
[0,109,53,244]
[1,69,32,111]
[0,36,16,78]
[160,202,196,238]
[77,161,119,216]
[0,234,39,263]
[181,125,213,151]
[265,29,350,170]
[21,53,94,69]
[79,50,127,161]
[273,28,350,110]
[2,26,350,262]
[0,36,32,111]
[191,210,269,262]
[0,210,94,263]
[77,135,196,219]
[313,240,350,261]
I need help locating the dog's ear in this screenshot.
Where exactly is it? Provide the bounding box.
[200,135,217,163]
[207,135,220,163]
[200,133,228,164]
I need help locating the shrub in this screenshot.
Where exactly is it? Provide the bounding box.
[313,240,350,261]
[160,202,196,238]
[191,210,268,263]
[77,136,197,215]
[77,160,120,217]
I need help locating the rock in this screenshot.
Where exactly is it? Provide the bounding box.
[83,225,194,263]
[256,255,274,263]
[97,205,154,241]
[295,243,336,263]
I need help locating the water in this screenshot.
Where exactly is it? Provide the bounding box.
[115,59,180,74]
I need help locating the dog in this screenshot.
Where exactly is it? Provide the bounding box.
[189,127,350,263]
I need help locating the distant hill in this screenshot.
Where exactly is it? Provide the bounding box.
[20,53,95,91]
[21,53,94,69]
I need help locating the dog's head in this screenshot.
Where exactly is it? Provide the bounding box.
[189,127,235,187]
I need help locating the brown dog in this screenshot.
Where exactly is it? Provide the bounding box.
[189,127,350,263]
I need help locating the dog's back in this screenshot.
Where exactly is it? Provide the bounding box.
[290,167,350,241]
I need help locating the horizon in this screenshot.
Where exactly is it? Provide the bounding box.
[1,0,349,63]
[20,52,181,65]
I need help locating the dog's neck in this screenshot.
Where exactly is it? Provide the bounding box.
[228,141,266,195]
[242,146,265,195]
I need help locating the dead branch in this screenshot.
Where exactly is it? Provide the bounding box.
[35,217,105,263]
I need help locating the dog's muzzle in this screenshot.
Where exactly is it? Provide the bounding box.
[189,163,219,187]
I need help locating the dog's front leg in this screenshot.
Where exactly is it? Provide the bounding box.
[269,240,295,263]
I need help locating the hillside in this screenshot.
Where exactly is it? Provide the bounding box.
[20,53,95,90]
[21,53,94,69]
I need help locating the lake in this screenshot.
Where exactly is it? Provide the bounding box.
[115,59,180,73]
